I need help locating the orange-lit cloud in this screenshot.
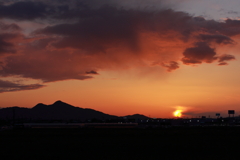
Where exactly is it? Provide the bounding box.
[161,61,180,72]
[0,0,240,93]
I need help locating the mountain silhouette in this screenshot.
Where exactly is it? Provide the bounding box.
[0,101,148,121]
[124,114,149,119]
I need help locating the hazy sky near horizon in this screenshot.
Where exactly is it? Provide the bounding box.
[0,0,240,118]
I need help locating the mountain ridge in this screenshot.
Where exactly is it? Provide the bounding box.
[0,101,149,121]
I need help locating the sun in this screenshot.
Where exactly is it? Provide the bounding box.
[173,110,182,117]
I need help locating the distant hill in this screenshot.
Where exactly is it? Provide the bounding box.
[0,101,149,121]
[124,114,149,119]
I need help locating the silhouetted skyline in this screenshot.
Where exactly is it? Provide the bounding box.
[0,100,238,121]
[0,100,150,121]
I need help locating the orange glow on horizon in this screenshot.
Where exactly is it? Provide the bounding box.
[173,110,182,117]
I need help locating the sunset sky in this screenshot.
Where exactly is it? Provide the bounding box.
[1,0,240,118]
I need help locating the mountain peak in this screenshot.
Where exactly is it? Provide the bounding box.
[124,114,149,119]
[53,100,67,105]
[34,103,46,108]
[52,100,74,108]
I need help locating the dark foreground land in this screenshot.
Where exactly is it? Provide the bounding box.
[1,127,240,160]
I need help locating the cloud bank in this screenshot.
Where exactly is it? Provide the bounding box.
[0,0,239,92]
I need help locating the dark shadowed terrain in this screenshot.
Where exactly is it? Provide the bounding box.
[1,127,240,160]
[0,101,149,122]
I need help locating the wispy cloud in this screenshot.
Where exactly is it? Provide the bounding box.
[0,79,44,93]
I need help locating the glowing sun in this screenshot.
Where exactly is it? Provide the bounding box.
[173,110,182,117]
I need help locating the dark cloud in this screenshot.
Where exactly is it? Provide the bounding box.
[0,37,15,54]
[0,79,45,93]
[33,7,219,54]
[0,33,20,54]
[0,0,126,21]
[198,34,234,45]
[182,42,236,66]
[161,61,179,72]
[86,70,98,74]
[228,11,238,14]
[34,5,142,53]
[218,54,235,65]
[221,19,240,36]
[0,52,94,82]
[218,62,228,66]
[0,1,54,20]
[1,1,240,40]
[182,42,218,65]
[218,54,236,62]
[33,5,240,55]
[29,37,57,50]
[0,0,239,92]
[224,19,240,27]
[0,22,20,31]
[0,22,21,55]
